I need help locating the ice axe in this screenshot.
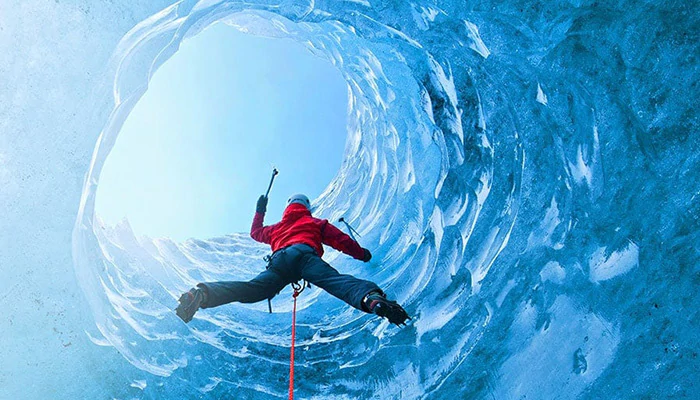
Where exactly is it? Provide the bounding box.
[338,217,361,242]
[264,167,279,198]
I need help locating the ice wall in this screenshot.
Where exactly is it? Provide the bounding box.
[2,0,698,399]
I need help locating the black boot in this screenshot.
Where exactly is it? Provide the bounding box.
[363,291,410,326]
[175,287,207,323]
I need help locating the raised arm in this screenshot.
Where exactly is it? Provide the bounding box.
[250,196,274,244]
[321,221,371,261]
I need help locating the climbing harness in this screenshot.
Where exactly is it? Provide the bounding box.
[288,280,306,400]
[338,217,361,242]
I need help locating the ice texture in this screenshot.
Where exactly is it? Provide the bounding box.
[1,0,698,399]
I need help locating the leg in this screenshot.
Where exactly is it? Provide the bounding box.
[198,269,287,309]
[300,255,380,311]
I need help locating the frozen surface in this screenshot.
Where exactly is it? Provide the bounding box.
[1,0,698,399]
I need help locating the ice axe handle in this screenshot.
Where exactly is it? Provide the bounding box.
[264,168,279,198]
[338,217,361,242]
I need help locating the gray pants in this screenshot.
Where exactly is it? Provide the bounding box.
[198,244,380,312]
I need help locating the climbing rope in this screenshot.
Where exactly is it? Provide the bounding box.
[288,281,306,400]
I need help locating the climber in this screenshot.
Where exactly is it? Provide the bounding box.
[175,194,410,326]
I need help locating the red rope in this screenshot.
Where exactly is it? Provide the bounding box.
[289,287,301,400]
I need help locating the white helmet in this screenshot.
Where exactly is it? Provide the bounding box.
[287,193,311,210]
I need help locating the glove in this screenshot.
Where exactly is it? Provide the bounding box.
[256,195,268,214]
[362,248,372,262]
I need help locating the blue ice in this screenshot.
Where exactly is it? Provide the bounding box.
[1,0,697,399]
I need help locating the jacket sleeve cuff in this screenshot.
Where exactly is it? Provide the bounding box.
[350,245,366,260]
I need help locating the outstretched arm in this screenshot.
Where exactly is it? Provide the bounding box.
[321,221,371,261]
[250,196,274,244]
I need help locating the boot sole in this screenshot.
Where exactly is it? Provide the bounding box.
[374,301,410,326]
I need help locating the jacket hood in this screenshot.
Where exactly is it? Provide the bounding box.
[282,203,312,221]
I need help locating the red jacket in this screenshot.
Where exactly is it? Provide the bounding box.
[250,203,365,260]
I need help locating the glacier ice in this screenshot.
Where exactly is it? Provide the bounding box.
[1,0,698,399]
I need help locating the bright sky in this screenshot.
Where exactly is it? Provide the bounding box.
[96,23,348,241]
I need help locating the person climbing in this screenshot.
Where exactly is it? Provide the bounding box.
[175,194,410,326]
